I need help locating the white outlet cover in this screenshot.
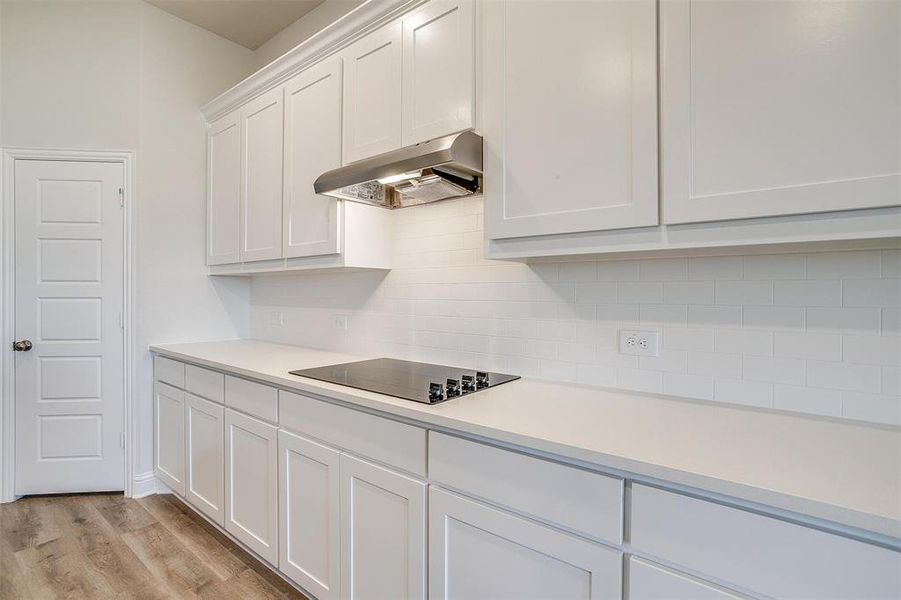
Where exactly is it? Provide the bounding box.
[333,315,349,331]
[619,329,660,357]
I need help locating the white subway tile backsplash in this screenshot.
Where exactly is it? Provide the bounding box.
[774,332,841,361]
[743,254,805,280]
[806,251,881,279]
[664,373,715,400]
[715,281,773,305]
[688,256,743,280]
[249,197,900,425]
[773,280,842,307]
[843,279,900,307]
[742,355,805,385]
[714,378,773,408]
[806,307,880,335]
[807,361,880,393]
[841,392,901,426]
[715,329,773,356]
[773,385,842,417]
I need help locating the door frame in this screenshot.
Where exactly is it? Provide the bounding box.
[0,148,136,502]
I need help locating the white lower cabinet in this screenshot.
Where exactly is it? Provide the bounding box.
[185,393,225,526]
[225,408,279,564]
[340,454,426,600]
[154,382,185,496]
[429,487,622,600]
[628,558,744,600]
[279,429,340,600]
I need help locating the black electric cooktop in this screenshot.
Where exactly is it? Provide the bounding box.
[290,358,520,404]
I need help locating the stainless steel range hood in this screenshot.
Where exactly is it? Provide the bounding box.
[314,130,482,209]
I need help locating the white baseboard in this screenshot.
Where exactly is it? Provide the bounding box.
[131,471,158,498]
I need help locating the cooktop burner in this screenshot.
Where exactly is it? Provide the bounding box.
[289,358,520,404]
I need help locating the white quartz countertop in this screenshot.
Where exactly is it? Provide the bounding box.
[150,339,900,540]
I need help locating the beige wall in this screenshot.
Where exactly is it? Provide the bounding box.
[253,0,365,68]
[0,1,256,482]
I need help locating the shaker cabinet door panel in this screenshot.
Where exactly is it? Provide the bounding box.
[342,22,403,164]
[661,0,901,224]
[402,0,475,145]
[154,382,185,496]
[224,408,278,564]
[484,0,658,240]
[628,558,746,600]
[185,393,225,526]
[279,430,341,600]
[241,87,284,261]
[429,487,622,600]
[283,58,342,259]
[340,454,426,600]
[207,112,242,265]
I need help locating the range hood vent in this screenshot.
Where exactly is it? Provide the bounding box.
[314,130,483,209]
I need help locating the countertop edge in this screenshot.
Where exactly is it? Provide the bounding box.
[150,344,901,543]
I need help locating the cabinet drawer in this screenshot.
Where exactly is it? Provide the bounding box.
[631,484,901,599]
[154,356,185,388]
[279,391,426,477]
[225,376,278,423]
[429,432,623,544]
[185,365,224,403]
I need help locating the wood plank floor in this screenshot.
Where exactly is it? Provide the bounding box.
[0,493,309,599]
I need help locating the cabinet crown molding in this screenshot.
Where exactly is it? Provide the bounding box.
[201,0,428,122]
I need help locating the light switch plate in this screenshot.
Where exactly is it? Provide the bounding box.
[619,329,660,357]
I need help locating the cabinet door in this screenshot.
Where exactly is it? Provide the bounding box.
[401,0,475,145]
[629,558,745,600]
[429,487,622,600]
[154,382,185,496]
[185,393,225,526]
[342,22,403,164]
[207,111,242,265]
[279,430,340,600]
[661,0,900,224]
[241,86,284,262]
[484,0,658,240]
[283,58,342,259]
[340,454,425,600]
[225,408,278,564]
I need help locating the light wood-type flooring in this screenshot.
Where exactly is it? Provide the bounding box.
[0,493,308,599]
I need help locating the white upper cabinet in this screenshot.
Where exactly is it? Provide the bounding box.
[206,112,242,265]
[283,58,342,258]
[484,0,658,240]
[342,22,403,164]
[661,0,901,224]
[401,0,475,145]
[241,87,284,261]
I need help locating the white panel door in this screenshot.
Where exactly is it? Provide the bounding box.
[401,0,475,145]
[186,393,225,525]
[283,58,342,259]
[429,487,622,600]
[225,408,278,564]
[154,382,185,496]
[661,0,901,224]
[242,87,284,262]
[629,558,745,600]
[14,159,125,495]
[279,429,340,600]
[340,454,426,600]
[207,111,242,265]
[484,0,658,240]
[342,22,403,164]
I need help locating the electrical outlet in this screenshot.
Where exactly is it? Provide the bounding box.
[269,311,284,326]
[619,329,660,357]
[333,314,349,331]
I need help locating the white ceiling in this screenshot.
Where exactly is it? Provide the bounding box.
[147,0,326,49]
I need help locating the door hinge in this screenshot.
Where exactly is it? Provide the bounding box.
[118,187,124,207]
[120,432,126,449]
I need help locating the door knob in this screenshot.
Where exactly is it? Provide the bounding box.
[12,340,32,352]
